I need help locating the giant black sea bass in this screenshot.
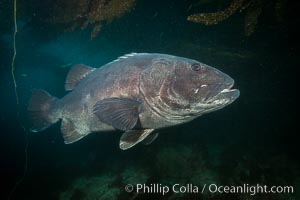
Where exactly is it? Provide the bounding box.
[28,53,240,150]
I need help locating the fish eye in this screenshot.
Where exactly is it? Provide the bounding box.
[191,63,202,71]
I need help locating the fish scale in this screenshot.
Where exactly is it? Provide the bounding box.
[28,53,239,150]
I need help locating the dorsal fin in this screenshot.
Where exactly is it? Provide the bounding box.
[65,64,95,91]
[108,53,149,64]
[118,53,138,59]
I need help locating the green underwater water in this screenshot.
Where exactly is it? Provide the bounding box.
[0,0,298,199]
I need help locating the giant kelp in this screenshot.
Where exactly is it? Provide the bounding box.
[187,0,287,36]
[49,0,136,38]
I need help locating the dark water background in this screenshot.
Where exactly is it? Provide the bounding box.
[0,0,298,199]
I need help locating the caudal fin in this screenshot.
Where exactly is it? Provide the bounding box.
[28,89,59,132]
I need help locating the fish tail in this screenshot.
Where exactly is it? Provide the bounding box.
[28,89,59,132]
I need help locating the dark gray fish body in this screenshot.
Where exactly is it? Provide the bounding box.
[28,53,240,150]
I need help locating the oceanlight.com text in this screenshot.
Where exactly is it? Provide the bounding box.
[124,183,294,196]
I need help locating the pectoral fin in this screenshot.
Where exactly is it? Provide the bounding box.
[93,98,141,131]
[120,129,154,150]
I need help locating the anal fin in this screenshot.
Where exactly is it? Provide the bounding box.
[61,119,88,144]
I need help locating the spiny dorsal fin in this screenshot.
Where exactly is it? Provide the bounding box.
[65,64,95,91]
[108,53,149,64]
[118,53,138,59]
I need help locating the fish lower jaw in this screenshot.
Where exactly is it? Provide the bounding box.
[212,88,239,99]
[220,88,232,93]
[219,88,238,94]
[202,88,239,107]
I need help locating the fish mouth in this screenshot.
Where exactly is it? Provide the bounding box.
[206,84,240,104]
[190,84,239,116]
[189,71,240,115]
